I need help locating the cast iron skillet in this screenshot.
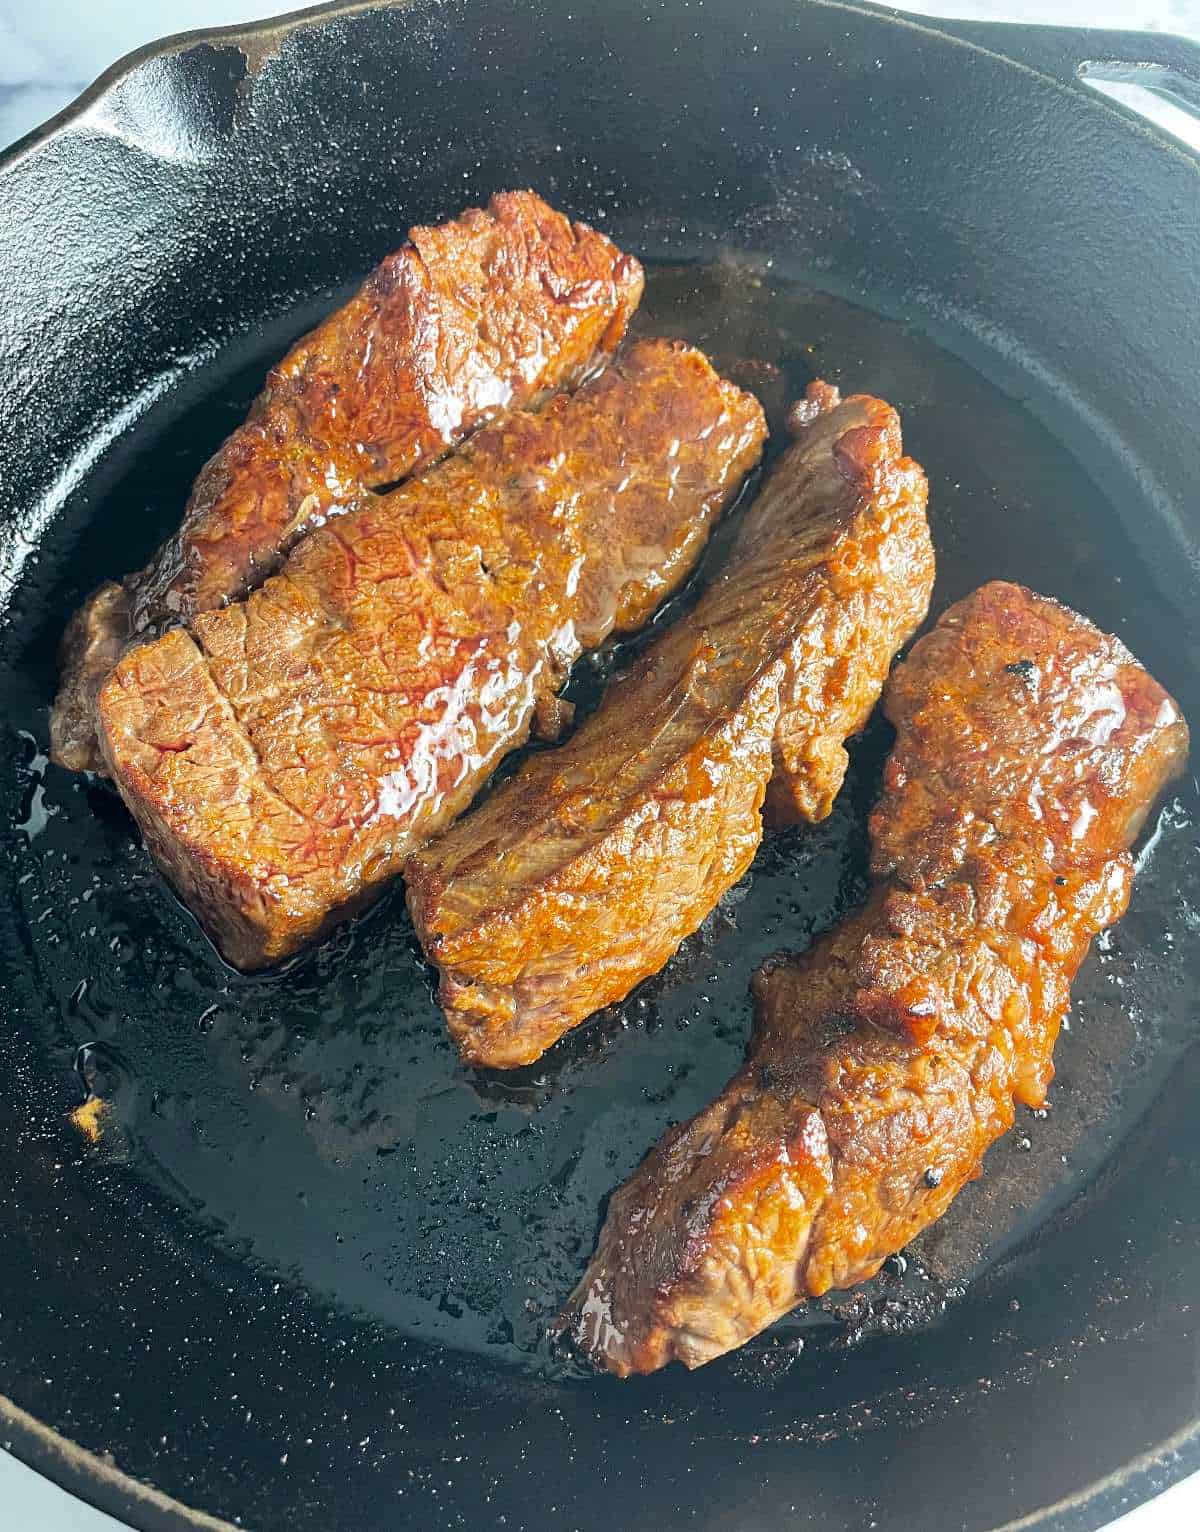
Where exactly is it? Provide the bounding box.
[2,2,1200,1528]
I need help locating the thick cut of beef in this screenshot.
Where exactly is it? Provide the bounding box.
[98,340,766,970]
[51,190,644,771]
[562,582,1188,1374]
[407,382,933,1068]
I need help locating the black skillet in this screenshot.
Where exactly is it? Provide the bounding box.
[2,2,1200,1528]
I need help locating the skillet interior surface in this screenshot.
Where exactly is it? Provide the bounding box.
[1,2,1199,1529]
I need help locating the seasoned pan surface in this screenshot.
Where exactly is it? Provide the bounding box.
[6,261,1198,1370]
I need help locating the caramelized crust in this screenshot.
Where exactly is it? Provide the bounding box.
[97,341,765,970]
[51,191,644,771]
[562,582,1188,1374]
[408,383,933,1067]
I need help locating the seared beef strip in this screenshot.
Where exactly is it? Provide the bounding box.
[52,191,644,771]
[408,382,933,1067]
[98,340,766,970]
[561,581,1188,1374]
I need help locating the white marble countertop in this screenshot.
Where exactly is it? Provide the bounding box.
[0,2,1197,1529]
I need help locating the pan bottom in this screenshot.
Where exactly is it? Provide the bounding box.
[4,260,1199,1380]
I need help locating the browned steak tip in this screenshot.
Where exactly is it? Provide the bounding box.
[561,581,1188,1375]
[49,581,130,773]
[407,380,934,1069]
[51,190,645,772]
[98,339,765,970]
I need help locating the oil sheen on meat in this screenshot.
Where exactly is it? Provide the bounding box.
[51,191,644,772]
[97,340,766,970]
[561,581,1188,1374]
[408,382,933,1068]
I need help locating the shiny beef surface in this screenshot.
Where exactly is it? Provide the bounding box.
[408,383,933,1067]
[562,582,1189,1374]
[97,340,766,969]
[50,191,644,773]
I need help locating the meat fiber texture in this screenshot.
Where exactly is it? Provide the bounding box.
[97,339,766,970]
[51,190,644,772]
[408,382,934,1068]
[562,581,1188,1374]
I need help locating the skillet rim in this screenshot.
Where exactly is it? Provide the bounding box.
[1,2,1199,1529]
[4,0,1200,175]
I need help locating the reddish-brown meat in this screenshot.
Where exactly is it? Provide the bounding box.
[51,191,644,772]
[407,383,933,1068]
[97,340,766,970]
[562,582,1188,1374]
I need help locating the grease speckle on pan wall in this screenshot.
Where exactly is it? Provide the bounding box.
[3,264,1199,1378]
